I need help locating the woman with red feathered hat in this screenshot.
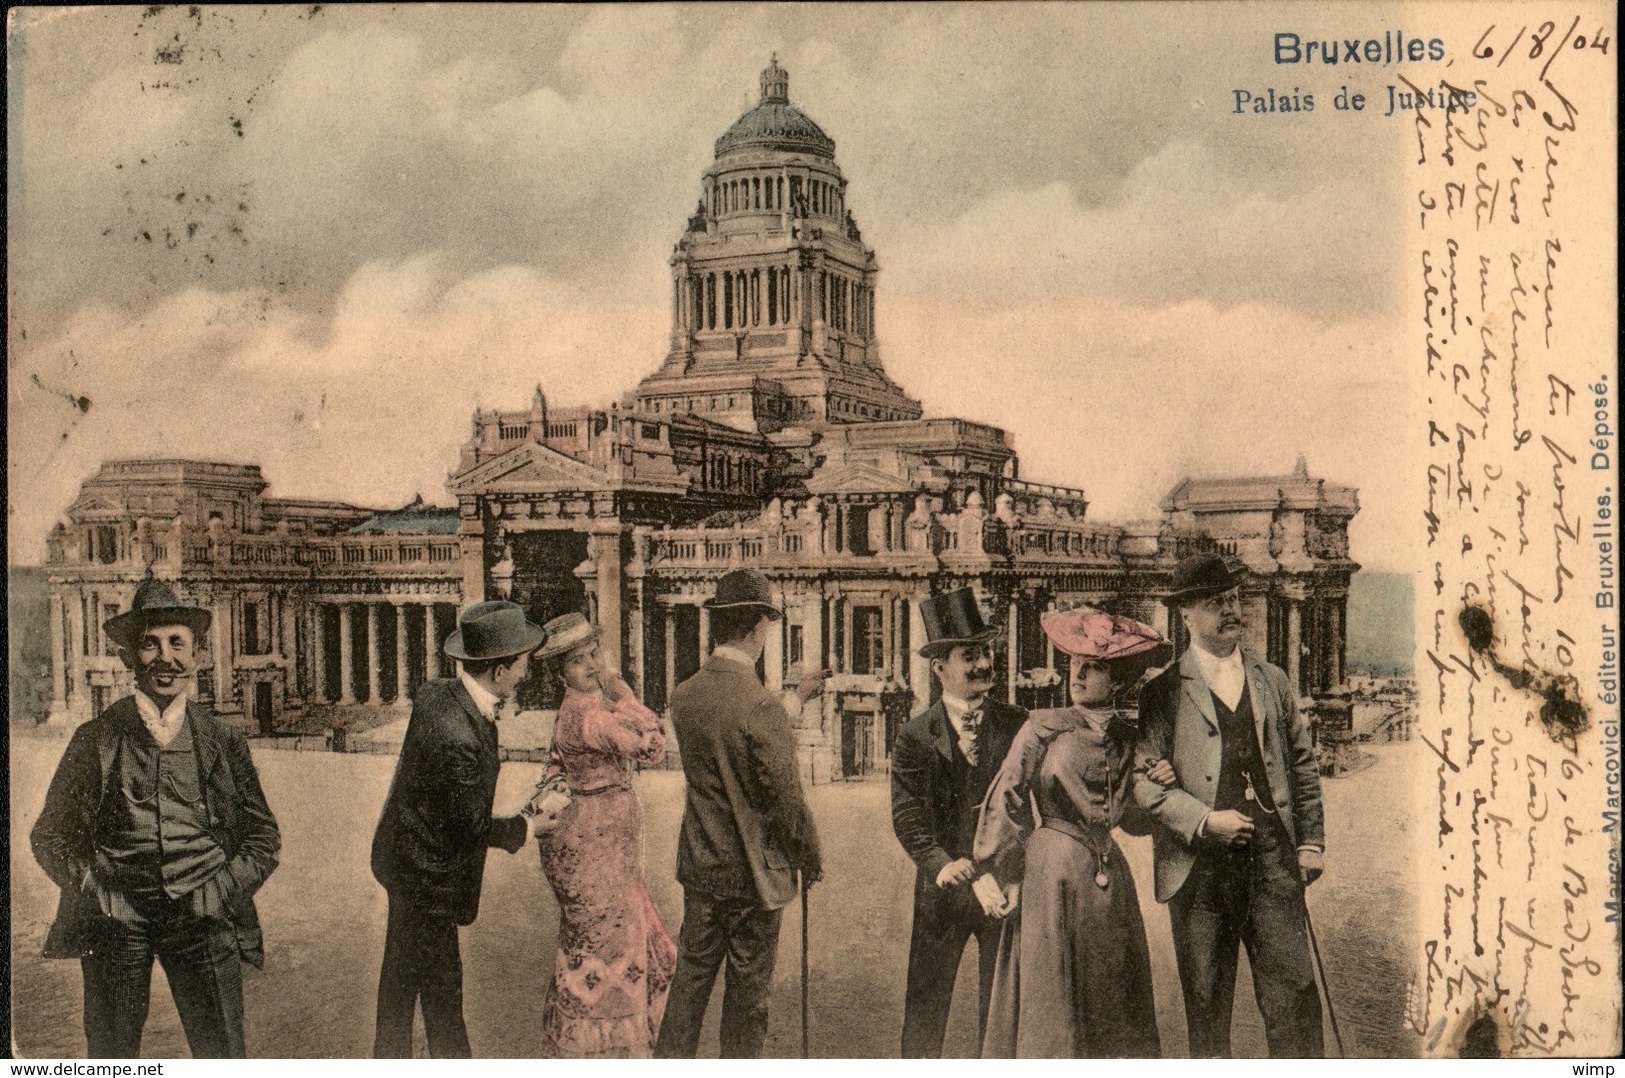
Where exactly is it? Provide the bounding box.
[971,605,1175,1058]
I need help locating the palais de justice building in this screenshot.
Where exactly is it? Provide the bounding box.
[41,61,1361,779]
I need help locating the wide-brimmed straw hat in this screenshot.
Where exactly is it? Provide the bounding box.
[535,612,599,661]
[1040,606,1172,668]
[443,601,546,661]
[703,569,782,618]
[1162,553,1248,607]
[103,569,212,649]
[917,588,1000,658]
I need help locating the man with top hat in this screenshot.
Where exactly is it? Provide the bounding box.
[889,587,1026,1058]
[370,599,555,1058]
[1133,553,1326,1057]
[31,570,281,1058]
[653,568,826,1059]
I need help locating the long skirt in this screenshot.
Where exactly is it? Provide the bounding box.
[983,827,1161,1058]
[538,785,676,1058]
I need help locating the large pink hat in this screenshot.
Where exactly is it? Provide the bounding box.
[1040,607,1172,666]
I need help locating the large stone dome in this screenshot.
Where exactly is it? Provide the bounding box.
[713,57,835,159]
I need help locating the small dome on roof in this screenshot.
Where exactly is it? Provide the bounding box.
[714,56,835,159]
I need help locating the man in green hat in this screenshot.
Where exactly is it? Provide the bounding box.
[31,570,282,1058]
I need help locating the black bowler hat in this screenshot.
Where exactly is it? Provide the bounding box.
[103,569,212,649]
[443,601,547,661]
[703,569,782,619]
[917,588,999,658]
[1163,553,1248,607]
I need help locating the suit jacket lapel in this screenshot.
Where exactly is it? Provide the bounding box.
[1242,650,1271,747]
[927,702,957,764]
[448,679,499,766]
[1179,649,1220,733]
[188,701,223,779]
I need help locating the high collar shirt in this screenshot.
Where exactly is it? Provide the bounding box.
[940,691,989,762]
[1190,643,1247,712]
[134,689,190,748]
[711,644,759,674]
[457,670,538,839]
[457,670,504,722]
[1077,705,1114,733]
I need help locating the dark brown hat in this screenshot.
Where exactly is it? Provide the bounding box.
[703,569,782,619]
[103,569,211,649]
[443,601,547,661]
[1162,553,1247,607]
[917,588,999,657]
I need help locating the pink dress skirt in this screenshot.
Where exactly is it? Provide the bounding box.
[538,688,675,1057]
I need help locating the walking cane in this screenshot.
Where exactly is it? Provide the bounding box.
[800,874,811,1058]
[1304,905,1346,1057]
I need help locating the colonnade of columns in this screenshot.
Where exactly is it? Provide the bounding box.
[307,599,457,706]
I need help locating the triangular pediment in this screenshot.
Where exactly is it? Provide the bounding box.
[449,442,613,494]
[68,495,125,519]
[805,459,916,495]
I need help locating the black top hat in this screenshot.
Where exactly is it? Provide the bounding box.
[1162,553,1248,607]
[103,569,212,649]
[917,588,999,657]
[443,601,547,662]
[703,569,782,619]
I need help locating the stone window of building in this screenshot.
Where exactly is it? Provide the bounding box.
[92,526,119,565]
[705,274,716,329]
[101,602,121,655]
[242,599,271,656]
[851,606,884,675]
[753,176,761,208]
[789,624,805,666]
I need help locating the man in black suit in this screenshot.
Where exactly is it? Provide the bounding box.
[31,571,281,1058]
[890,588,1026,1058]
[370,600,551,1058]
[654,569,826,1059]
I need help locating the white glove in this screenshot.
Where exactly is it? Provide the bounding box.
[972,873,1013,919]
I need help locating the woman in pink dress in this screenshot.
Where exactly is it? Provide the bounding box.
[533,612,675,1057]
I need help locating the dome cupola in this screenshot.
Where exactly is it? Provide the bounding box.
[714,56,835,159]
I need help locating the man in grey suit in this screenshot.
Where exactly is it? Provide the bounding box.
[654,569,826,1058]
[1134,553,1327,1058]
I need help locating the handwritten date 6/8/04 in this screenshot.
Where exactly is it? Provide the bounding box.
[1472,19,1610,75]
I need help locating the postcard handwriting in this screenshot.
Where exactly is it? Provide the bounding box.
[1407,10,1618,1057]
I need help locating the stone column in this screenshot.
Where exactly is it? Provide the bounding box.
[1006,596,1020,705]
[279,593,296,662]
[698,605,710,657]
[1286,600,1302,695]
[764,611,784,691]
[909,594,931,714]
[365,603,382,704]
[311,605,328,703]
[590,530,623,671]
[338,603,356,704]
[626,582,645,693]
[427,604,443,679]
[214,597,232,709]
[66,593,85,714]
[394,602,410,703]
[47,590,68,721]
[664,608,677,705]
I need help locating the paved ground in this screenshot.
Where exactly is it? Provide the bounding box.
[8,729,1422,1058]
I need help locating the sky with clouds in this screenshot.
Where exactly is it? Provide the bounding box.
[8,3,1420,568]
